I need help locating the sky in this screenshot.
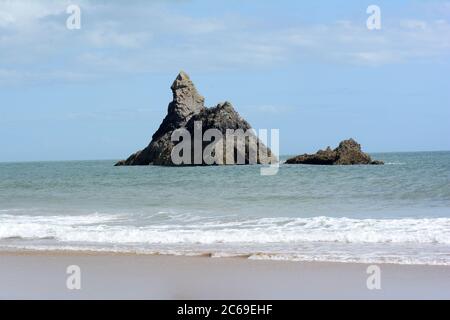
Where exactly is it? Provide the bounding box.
[0,0,449,162]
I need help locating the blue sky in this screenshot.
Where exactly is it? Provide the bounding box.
[0,0,449,161]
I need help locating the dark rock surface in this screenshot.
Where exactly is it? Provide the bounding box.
[116,71,274,166]
[285,139,384,165]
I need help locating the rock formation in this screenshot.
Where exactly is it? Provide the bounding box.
[285,139,384,165]
[115,71,275,166]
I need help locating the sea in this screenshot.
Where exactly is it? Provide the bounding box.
[0,151,449,265]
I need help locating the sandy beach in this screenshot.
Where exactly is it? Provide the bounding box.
[1,251,449,300]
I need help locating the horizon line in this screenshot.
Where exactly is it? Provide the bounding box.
[1,150,449,164]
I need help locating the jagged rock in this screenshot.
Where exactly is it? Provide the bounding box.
[286,139,383,165]
[116,71,275,166]
[152,71,205,140]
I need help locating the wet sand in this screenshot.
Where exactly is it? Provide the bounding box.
[0,251,449,299]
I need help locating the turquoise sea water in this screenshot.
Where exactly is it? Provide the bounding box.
[0,152,449,265]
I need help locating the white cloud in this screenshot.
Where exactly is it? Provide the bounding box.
[279,19,450,65]
[86,29,150,48]
[351,51,401,65]
[0,68,97,85]
[0,0,72,28]
[400,19,428,30]
[1,0,450,84]
[0,10,14,27]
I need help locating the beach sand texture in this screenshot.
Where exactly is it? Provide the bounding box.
[1,251,449,300]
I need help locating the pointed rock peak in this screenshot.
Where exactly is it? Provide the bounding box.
[171,70,195,91]
[170,71,204,104]
[177,70,190,80]
[167,71,205,121]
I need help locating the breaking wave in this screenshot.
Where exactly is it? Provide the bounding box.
[1,213,449,245]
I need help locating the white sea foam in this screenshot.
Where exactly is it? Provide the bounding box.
[1,213,450,265]
[384,162,406,165]
[1,213,449,245]
[247,253,450,266]
[0,243,449,266]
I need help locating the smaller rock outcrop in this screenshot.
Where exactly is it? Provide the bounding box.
[286,139,383,165]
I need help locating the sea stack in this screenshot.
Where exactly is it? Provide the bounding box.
[286,139,384,165]
[116,71,275,166]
